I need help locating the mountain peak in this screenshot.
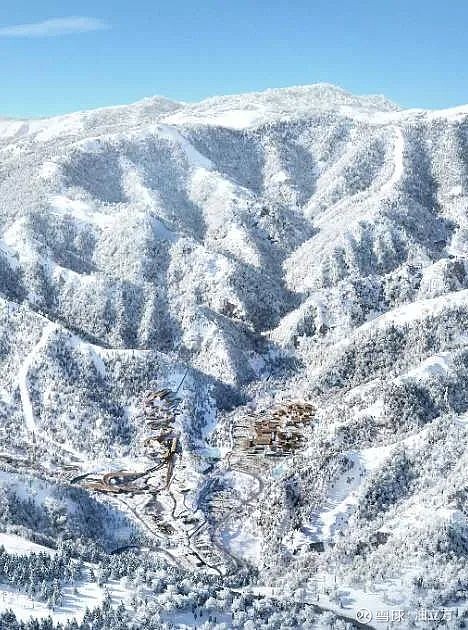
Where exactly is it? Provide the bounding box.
[1,80,468,628]
[162,82,400,129]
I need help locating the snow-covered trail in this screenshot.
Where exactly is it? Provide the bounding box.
[306,451,367,544]
[380,125,404,196]
[305,421,437,546]
[17,321,87,463]
[18,322,57,436]
[306,444,392,545]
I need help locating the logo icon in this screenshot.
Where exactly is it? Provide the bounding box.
[356,608,373,623]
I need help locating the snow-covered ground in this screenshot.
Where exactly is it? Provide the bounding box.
[0,570,130,624]
[17,322,57,435]
[301,445,391,546]
[2,82,468,627]
[0,534,130,624]
[0,533,55,557]
[221,526,260,565]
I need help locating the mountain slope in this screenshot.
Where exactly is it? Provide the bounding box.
[1,84,468,628]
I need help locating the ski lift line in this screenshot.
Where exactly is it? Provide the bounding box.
[175,366,190,394]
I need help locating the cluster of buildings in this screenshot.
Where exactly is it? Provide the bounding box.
[142,389,181,461]
[234,401,315,457]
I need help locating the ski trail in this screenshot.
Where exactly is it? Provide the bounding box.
[306,430,429,545]
[18,322,57,435]
[157,124,213,169]
[307,444,393,544]
[18,323,89,462]
[311,452,366,543]
[381,125,404,196]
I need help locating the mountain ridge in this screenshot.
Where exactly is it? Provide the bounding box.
[4,82,468,140]
[2,82,398,123]
[1,83,468,627]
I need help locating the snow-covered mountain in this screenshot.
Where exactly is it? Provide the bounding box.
[1,84,468,628]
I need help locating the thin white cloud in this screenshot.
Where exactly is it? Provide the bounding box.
[0,17,109,38]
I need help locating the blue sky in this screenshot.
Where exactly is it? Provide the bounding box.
[1,0,468,118]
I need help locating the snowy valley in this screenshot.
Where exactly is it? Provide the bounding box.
[1,83,468,628]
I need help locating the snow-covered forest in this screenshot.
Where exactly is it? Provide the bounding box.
[1,83,468,628]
